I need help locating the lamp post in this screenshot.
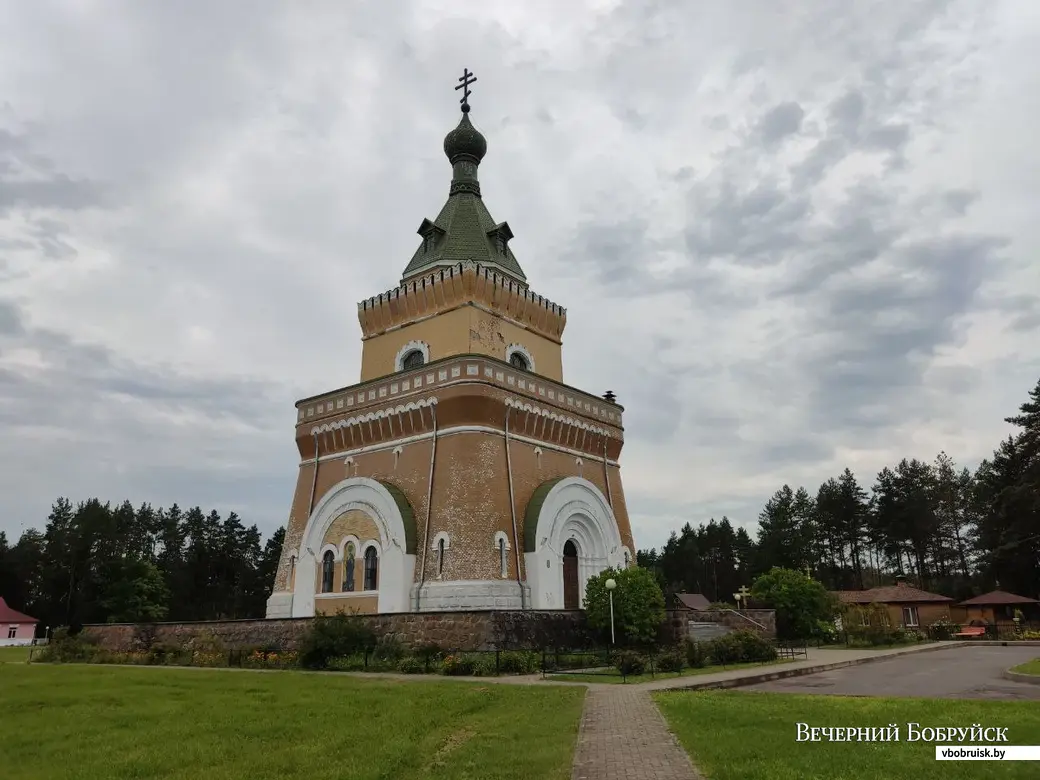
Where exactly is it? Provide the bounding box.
[605,578,617,645]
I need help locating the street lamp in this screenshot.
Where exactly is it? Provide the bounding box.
[605,578,617,645]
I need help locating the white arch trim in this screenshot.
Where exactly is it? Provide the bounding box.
[310,397,438,436]
[394,340,430,371]
[524,477,625,610]
[506,343,535,371]
[431,530,451,550]
[492,530,511,550]
[291,477,415,616]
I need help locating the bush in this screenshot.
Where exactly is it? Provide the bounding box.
[614,650,647,676]
[298,614,375,670]
[685,639,707,668]
[371,634,406,663]
[147,642,191,666]
[656,647,685,673]
[929,617,958,641]
[498,650,540,675]
[37,629,99,663]
[397,656,425,674]
[441,653,494,676]
[732,630,778,662]
[707,634,743,665]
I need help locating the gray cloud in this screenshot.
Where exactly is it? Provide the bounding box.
[0,0,1038,555]
[758,102,805,144]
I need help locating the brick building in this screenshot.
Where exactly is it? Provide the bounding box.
[832,577,953,630]
[265,82,635,619]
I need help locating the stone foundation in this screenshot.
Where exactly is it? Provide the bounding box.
[81,609,592,654]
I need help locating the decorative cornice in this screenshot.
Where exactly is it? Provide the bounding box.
[297,355,623,432]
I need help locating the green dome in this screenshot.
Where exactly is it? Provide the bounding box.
[443,110,487,164]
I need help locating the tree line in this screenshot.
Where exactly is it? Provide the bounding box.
[639,378,1040,603]
[0,499,284,630]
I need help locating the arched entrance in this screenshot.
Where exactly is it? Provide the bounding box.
[563,540,579,609]
[523,477,626,610]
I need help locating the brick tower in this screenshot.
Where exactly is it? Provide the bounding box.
[265,74,635,618]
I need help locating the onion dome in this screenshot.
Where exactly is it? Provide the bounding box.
[443,110,487,165]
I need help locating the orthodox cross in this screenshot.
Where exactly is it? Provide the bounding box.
[456,68,477,111]
[733,585,751,608]
[804,565,813,579]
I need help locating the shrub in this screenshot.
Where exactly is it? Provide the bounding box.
[298,613,375,669]
[371,634,406,663]
[707,634,743,665]
[656,647,685,673]
[731,630,778,662]
[440,654,472,676]
[414,642,444,671]
[397,656,425,674]
[685,639,707,668]
[147,642,191,666]
[37,629,99,663]
[614,650,646,676]
[929,618,957,641]
[498,650,540,675]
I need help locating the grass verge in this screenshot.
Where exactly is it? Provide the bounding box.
[0,646,31,663]
[0,663,585,780]
[1009,657,1040,676]
[546,658,793,684]
[654,690,1040,779]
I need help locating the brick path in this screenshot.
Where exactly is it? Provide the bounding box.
[571,687,702,780]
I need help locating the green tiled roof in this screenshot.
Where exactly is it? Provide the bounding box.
[377,480,417,555]
[524,477,566,552]
[401,112,528,285]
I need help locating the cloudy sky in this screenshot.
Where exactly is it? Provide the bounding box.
[1,0,1038,553]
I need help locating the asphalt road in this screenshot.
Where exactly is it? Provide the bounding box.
[746,645,1040,700]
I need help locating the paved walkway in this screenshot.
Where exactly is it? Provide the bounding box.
[572,687,702,780]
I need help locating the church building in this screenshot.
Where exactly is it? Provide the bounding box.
[266,73,636,618]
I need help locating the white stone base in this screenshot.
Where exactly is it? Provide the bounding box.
[0,638,35,647]
[265,592,294,618]
[411,580,531,611]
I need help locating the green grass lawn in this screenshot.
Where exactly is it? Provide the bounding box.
[655,690,1040,780]
[546,658,793,684]
[1010,657,1040,675]
[0,645,32,662]
[0,663,585,780]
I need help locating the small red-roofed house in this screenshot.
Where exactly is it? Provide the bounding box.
[0,597,38,646]
[830,576,953,631]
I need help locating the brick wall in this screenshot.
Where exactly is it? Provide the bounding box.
[81,610,592,654]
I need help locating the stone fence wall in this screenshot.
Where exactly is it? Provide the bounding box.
[81,610,593,653]
[80,606,776,654]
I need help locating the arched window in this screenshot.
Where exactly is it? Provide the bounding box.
[498,537,508,578]
[509,351,529,370]
[437,537,446,577]
[342,543,356,592]
[321,551,335,593]
[623,550,631,567]
[402,350,425,370]
[363,547,378,591]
